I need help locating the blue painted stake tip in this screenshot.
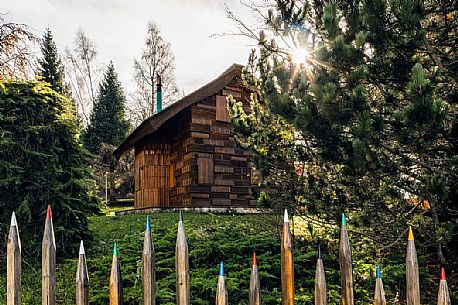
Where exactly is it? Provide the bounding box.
[342,213,346,226]
[219,261,224,276]
[376,265,381,279]
[146,215,151,231]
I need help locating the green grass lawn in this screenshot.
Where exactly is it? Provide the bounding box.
[0,212,439,305]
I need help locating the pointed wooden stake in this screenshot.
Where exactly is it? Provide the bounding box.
[339,213,354,305]
[374,265,386,305]
[249,252,261,305]
[42,205,56,305]
[216,262,228,305]
[143,215,156,305]
[406,226,420,305]
[315,246,326,305]
[76,241,89,305]
[109,242,123,305]
[176,212,190,305]
[437,268,451,305]
[281,209,294,305]
[7,212,21,305]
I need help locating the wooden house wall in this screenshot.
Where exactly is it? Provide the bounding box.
[133,78,256,208]
[169,120,193,207]
[134,143,171,208]
[187,82,256,207]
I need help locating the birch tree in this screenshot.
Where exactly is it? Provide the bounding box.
[64,29,101,125]
[130,22,179,126]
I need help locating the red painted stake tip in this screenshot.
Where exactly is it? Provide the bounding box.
[252,252,257,266]
[46,204,52,220]
[440,267,446,281]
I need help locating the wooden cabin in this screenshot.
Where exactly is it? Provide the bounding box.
[114,64,257,208]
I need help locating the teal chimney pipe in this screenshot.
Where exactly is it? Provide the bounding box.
[156,74,162,113]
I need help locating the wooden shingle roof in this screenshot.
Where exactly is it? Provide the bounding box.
[114,64,243,159]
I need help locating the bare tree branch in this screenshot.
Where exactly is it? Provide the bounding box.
[129,21,180,127]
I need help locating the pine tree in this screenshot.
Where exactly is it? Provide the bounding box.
[83,61,130,154]
[37,28,65,93]
[229,0,456,276]
[0,81,98,255]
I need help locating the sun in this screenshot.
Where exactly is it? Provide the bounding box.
[290,47,309,65]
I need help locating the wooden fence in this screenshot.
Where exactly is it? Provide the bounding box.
[6,207,451,305]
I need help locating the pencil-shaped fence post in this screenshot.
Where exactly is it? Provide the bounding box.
[437,268,450,305]
[216,262,228,305]
[339,213,354,305]
[406,226,420,305]
[281,209,294,305]
[42,205,56,305]
[176,212,190,305]
[314,246,326,305]
[249,252,260,305]
[110,242,123,305]
[143,216,156,305]
[7,212,21,305]
[76,241,89,305]
[374,265,386,305]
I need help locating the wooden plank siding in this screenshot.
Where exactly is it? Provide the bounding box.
[186,82,255,207]
[132,68,257,208]
[134,144,171,208]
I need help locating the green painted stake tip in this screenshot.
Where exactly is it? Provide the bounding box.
[342,213,346,226]
[113,242,119,257]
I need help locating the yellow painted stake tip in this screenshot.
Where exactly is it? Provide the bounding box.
[408,225,414,241]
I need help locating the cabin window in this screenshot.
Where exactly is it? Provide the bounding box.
[197,157,214,184]
[216,95,229,122]
[169,163,175,188]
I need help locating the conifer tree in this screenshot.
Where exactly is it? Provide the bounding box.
[83,61,129,154]
[0,81,98,255]
[37,28,65,93]
[229,0,457,267]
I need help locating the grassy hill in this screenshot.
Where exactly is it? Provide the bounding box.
[0,212,442,305]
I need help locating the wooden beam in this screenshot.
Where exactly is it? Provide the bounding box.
[7,212,21,305]
[109,243,123,305]
[249,253,260,305]
[437,268,451,305]
[76,241,89,305]
[374,265,386,305]
[42,205,56,305]
[339,213,354,305]
[406,226,420,305]
[143,216,156,305]
[216,262,228,305]
[176,212,190,305]
[281,209,294,305]
[314,246,326,305]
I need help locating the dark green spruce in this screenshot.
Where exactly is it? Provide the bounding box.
[0,81,98,255]
[83,61,130,154]
[37,28,66,93]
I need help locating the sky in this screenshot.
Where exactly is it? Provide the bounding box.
[3,0,260,96]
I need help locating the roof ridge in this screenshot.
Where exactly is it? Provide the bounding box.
[114,63,245,159]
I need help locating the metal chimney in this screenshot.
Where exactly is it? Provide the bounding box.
[156,74,162,113]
